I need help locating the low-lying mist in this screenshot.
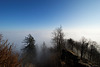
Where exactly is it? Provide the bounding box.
[1,27,100,67]
[1,29,100,52]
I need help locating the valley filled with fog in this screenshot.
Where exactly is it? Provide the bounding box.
[1,28,100,52]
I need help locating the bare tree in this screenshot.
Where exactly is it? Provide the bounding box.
[80,37,88,59]
[52,26,65,53]
[51,26,65,67]
[89,41,97,61]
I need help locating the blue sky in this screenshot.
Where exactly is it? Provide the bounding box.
[0,0,100,50]
[0,0,100,31]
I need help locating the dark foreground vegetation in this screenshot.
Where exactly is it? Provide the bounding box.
[0,27,100,67]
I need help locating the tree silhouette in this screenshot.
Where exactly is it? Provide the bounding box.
[51,26,66,67]
[22,34,36,66]
[40,42,48,64]
[52,26,65,53]
[74,42,81,56]
[67,38,75,51]
[80,37,88,59]
[89,41,97,61]
[41,42,47,56]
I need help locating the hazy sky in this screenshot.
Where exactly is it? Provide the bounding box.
[0,0,100,50]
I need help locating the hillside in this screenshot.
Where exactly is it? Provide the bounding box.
[60,49,96,67]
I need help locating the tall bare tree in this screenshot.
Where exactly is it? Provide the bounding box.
[52,26,65,53]
[80,37,88,59]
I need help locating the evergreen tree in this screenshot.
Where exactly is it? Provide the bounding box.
[22,34,36,65]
